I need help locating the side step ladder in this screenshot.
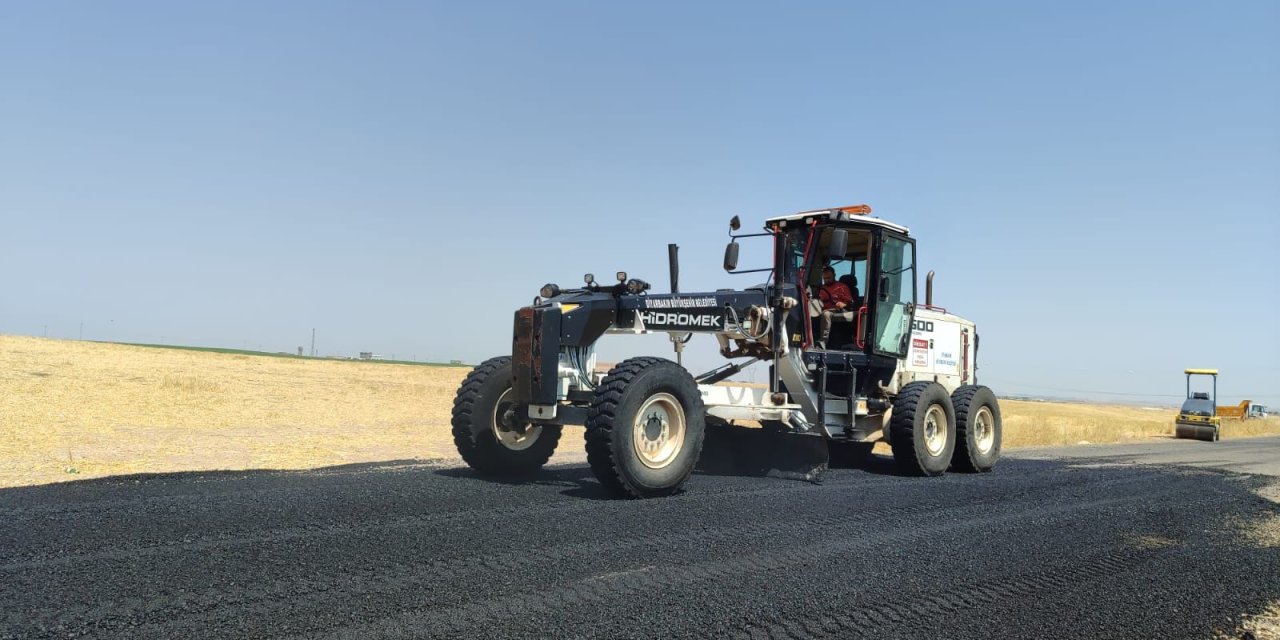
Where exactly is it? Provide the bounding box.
[812,350,857,438]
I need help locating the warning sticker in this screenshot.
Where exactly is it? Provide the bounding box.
[912,338,929,367]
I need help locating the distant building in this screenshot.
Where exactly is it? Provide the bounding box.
[358,352,383,361]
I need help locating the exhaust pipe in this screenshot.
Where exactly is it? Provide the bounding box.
[668,243,680,294]
[926,270,935,308]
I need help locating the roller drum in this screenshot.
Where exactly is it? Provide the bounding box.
[1174,422,1218,442]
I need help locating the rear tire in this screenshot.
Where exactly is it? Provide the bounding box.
[585,357,706,498]
[451,356,562,476]
[889,381,956,477]
[950,385,1001,472]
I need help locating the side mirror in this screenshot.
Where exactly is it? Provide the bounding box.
[723,241,740,271]
[827,228,848,258]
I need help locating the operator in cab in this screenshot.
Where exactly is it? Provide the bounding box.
[812,265,854,349]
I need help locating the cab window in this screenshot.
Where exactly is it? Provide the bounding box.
[817,228,871,305]
[873,235,915,356]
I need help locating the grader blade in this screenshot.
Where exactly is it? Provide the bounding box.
[697,422,828,482]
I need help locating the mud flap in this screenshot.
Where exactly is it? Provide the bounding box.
[696,422,829,482]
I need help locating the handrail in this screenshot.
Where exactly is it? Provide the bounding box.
[855,305,868,350]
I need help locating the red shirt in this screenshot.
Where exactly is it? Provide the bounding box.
[818,281,853,311]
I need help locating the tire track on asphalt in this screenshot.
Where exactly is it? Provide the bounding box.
[729,551,1147,639]
[6,485,988,635]
[2,469,1184,637]
[0,463,1155,568]
[0,473,876,567]
[268,488,1226,640]
[2,468,1177,627]
[5,454,1276,640]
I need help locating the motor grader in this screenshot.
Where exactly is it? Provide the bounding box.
[451,205,1002,498]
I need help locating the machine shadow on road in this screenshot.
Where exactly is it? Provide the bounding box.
[434,456,896,500]
[432,465,617,500]
[695,422,902,480]
[435,424,909,499]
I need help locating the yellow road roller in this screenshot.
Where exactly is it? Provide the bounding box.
[1175,369,1221,442]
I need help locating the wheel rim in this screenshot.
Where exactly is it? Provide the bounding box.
[973,406,996,454]
[923,403,948,456]
[633,393,686,469]
[491,388,542,451]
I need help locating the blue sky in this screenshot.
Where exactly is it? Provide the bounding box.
[2,1,1277,405]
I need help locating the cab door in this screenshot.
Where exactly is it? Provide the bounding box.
[870,233,917,359]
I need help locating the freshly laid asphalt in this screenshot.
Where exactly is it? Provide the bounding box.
[2,436,1278,640]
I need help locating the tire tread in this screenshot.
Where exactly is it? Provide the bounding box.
[951,384,1000,473]
[585,357,704,498]
[889,381,953,477]
[450,356,561,475]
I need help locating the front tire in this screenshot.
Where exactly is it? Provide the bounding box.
[951,385,1002,472]
[585,357,707,498]
[889,381,956,477]
[451,356,562,475]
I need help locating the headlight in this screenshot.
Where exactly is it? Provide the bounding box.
[540,283,560,298]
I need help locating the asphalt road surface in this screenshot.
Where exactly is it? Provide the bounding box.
[3,436,1278,640]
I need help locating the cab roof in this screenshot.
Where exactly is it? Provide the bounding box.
[764,205,910,235]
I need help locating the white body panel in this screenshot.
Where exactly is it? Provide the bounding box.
[699,384,800,423]
[698,383,888,442]
[898,307,977,395]
[764,209,910,235]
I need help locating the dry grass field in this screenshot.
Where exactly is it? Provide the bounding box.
[1001,398,1280,447]
[3,334,1278,488]
[1,334,474,487]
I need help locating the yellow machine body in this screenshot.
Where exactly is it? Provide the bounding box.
[1175,369,1221,442]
